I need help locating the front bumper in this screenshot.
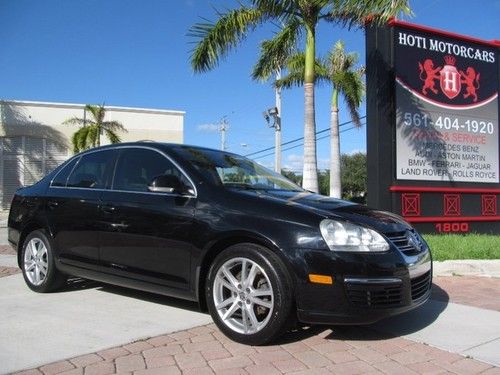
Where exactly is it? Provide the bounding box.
[290,244,432,325]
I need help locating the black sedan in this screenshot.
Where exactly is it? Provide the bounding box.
[8,142,432,345]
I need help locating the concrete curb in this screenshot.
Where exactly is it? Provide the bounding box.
[433,259,500,278]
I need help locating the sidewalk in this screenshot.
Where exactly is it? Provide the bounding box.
[0,210,7,228]
[2,274,498,375]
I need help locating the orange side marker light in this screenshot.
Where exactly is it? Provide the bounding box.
[308,274,334,285]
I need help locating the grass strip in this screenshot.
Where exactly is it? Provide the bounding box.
[422,234,500,261]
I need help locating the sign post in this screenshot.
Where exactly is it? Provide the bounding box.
[366,20,500,234]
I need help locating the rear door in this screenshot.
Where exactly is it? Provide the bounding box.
[99,147,196,290]
[46,149,117,267]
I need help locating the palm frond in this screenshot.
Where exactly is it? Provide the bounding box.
[102,120,127,132]
[104,129,121,144]
[189,7,265,72]
[253,0,298,19]
[71,131,81,153]
[252,17,301,81]
[275,70,306,89]
[338,70,364,127]
[62,117,90,126]
[85,125,99,148]
[276,52,328,87]
[331,0,413,29]
[84,104,101,122]
[72,127,91,152]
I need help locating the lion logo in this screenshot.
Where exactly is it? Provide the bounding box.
[459,67,480,102]
[418,59,441,95]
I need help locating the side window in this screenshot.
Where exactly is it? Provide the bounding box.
[67,150,115,189]
[113,148,191,193]
[51,157,79,187]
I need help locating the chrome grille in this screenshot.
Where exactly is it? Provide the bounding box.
[386,231,424,256]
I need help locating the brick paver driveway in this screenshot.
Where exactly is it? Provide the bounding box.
[2,245,499,375]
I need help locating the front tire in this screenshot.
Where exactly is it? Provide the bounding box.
[206,243,293,345]
[21,230,66,293]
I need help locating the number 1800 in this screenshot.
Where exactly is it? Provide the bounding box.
[435,222,469,233]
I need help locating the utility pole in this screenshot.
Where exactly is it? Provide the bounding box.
[275,69,282,173]
[219,117,228,151]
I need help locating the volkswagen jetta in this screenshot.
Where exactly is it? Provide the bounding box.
[8,142,432,345]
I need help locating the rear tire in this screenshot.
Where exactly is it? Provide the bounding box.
[21,230,66,293]
[206,243,293,345]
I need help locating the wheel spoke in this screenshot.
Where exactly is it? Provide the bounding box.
[216,297,235,310]
[222,299,240,321]
[37,244,46,258]
[38,260,48,275]
[251,288,272,297]
[240,259,248,284]
[222,265,239,288]
[220,279,237,293]
[28,241,36,259]
[34,265,41,284]
[250,296,272,309]
[247,305,259,330]
[25,260,36,272]
[246,263,258,287]
[241,306,249,333]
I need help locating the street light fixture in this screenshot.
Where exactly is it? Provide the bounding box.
[263,106,282,173]
[263,107,280,129]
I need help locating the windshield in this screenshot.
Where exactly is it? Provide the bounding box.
[172,146,304,192]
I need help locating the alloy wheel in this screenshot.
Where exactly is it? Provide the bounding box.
[212,257,274,334]
[24,238,49,286]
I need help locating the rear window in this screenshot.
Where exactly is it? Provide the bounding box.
[67,150,115,189]
[51,158,79,187]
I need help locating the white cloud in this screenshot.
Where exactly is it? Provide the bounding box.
[318,158,329,170]
[283,154,303,172]
[197,123,219,133]
[283,153,330,172]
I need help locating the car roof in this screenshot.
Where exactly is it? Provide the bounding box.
[76,142,241,158]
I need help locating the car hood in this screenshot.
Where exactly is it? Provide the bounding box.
[233,189,411,234]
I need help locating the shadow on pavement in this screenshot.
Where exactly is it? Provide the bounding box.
[58,279,449,344]
[366,283,450,337]
[276,283,450,345]
[60,277,203,313]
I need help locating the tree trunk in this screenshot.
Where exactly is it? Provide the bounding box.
[303,82,318,192]
[302,24,319,193]
[330,90,341,198]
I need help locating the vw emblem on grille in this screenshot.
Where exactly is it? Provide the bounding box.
[407,231,421,251]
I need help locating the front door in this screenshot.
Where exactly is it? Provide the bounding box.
[99,147,196,290]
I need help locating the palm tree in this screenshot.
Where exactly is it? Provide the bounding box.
[277,42,364,198]
[63,104,127,153]
[189,0,411,193]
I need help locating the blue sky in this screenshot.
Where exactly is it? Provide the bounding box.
[1,0,499,172]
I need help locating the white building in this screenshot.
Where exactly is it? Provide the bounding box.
[0,100,185,209]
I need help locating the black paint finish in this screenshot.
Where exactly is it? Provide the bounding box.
[8,142,431,325]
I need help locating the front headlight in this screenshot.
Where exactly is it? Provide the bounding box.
[320,219,389,252]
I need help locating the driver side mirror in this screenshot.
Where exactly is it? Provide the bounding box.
[148,175,184,194]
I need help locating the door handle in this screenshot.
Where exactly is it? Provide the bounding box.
[47,201,59,210]
[100,204,116,214]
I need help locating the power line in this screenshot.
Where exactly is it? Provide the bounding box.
[245,115,366,157]
[252,123,364,160]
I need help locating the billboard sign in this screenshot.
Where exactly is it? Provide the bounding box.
[395,25,498,183]
[366,20,500,234]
